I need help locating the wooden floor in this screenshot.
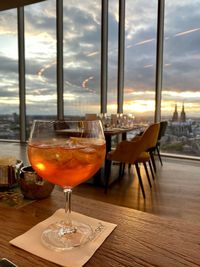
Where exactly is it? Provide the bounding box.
[0,142,199,225]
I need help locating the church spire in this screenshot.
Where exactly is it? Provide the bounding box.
[180,103,186,122]
[172,104,178,122]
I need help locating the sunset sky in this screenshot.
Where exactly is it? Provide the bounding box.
[0,0,200,118]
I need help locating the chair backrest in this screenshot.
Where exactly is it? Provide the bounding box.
[140,123,160,151]
[157,121,168,142]
[107,123,160,164]
[107,138,145,164]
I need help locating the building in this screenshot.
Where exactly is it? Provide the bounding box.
[172,104,179,122]
[172,103,186,123]
[180,103,186,122]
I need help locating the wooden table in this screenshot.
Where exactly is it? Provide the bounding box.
[0,189,199,267]
[104,125,142,152]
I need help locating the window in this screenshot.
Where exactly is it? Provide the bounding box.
[63,0,101,117]
[162,0,200,157]
[0,0,200,160]
[25,0,57,118]
[0,9,19,140]
[124,0,157,124]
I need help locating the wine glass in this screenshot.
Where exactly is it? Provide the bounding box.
[27,120,106,251]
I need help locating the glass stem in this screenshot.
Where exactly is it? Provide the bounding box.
[63,188,76,233]
[64,188,72,227]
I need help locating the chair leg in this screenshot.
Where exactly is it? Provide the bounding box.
[122,163,126,175]
[104,160,111,193]
[156,146,163,166]
[119,163,123,177]
[128,163,132,174]
[148,160,155,180]
[135,163,146,199]
[143,162,152,188]
[150,151,157,173]
[119,163,126,177]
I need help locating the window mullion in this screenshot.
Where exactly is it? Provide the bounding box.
[117,0,125,114]
[57,0,64,120]
[155,0,165,122]
[101,0,108,114]
[18,6,26,142]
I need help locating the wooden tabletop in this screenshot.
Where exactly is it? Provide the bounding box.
[0,189,199,267]
[104,125,141,136]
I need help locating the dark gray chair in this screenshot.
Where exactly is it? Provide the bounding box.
[155,121,168,166]
[146,121,168,172]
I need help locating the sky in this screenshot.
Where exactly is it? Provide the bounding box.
[0,0,200,118]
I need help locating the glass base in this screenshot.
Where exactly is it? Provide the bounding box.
[41,220,94,251]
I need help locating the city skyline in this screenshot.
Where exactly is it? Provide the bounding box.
[0,0,200,117]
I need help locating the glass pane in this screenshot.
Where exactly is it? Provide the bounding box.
[25,0,57,122]
[0,9,19,140]
[162,0,200,158]
[63,0,101,118]
[124,0,157,124]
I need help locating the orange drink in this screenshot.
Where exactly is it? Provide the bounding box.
[28,138,106,188]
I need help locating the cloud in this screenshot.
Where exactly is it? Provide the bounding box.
[0,56,18,74]
[0,0,200,116]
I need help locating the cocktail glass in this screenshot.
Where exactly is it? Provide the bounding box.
[28,120,106,251]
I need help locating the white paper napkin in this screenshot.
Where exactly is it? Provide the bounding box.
[10,209,117,267]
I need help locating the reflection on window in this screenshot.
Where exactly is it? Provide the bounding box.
[162,0,200,157]
[0,9,19,140]
[63,0,101,117]
[124,0,157,123]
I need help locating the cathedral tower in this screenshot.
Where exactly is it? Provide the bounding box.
[180,103,186,122]
[172,104,178,122]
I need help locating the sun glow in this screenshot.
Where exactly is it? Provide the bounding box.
[124,100,155,113]
[26,94,56,102]
[0,98,19,104]
[162,90,200,98]
[64,93,77,101]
